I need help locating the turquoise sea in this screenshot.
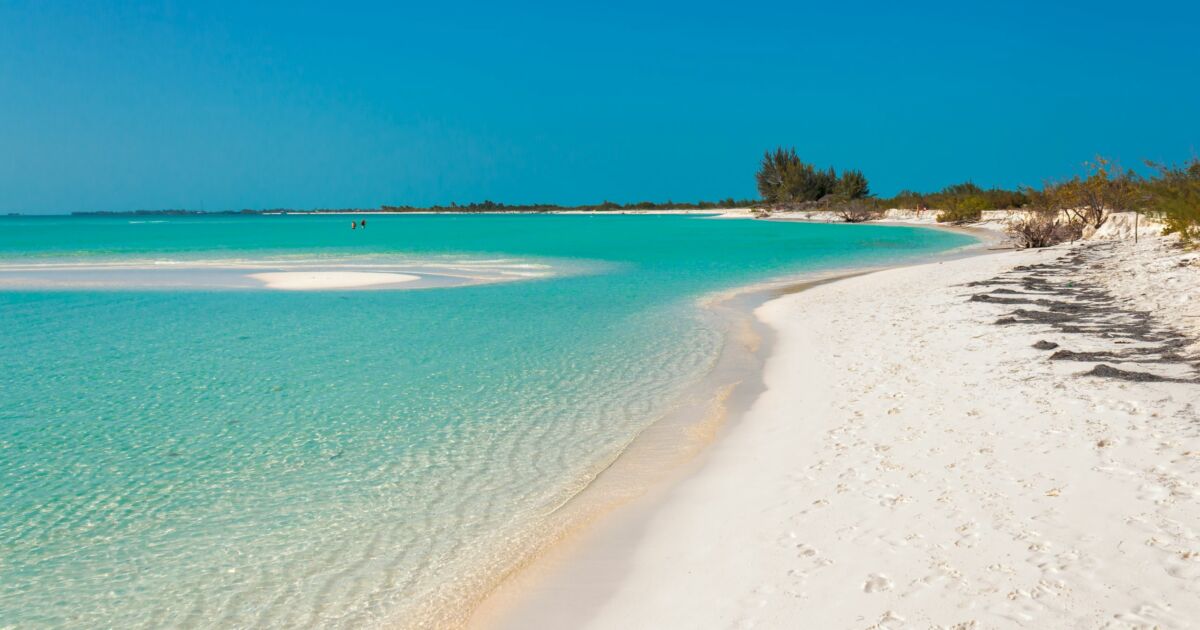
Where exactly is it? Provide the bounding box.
[0,214,974,627]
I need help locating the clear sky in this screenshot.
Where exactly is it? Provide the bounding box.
[2,1,1198,213]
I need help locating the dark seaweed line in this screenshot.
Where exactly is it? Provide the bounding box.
[964,243,1199,384]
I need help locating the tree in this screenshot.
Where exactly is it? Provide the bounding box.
[755,147,854,207]
[755,149,786,203]
[780,160,830,202]
[836,169,870,199]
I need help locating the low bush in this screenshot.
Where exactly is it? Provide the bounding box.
[834,198,882,223]
[1054,158,1142,229]
[1007,212,1083,248]
[1147,159,1200,244]
[935,195,989,223]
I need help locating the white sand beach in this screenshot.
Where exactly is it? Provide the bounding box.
[481,231,1200,629]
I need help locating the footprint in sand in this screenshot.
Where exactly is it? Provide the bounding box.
[873,610,906,629]
[864,573,895,593]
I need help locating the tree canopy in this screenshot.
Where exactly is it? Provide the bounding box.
[756,148,869,206]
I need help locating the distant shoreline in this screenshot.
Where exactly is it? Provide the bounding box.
[48,208,753,217]
[11,208,1023,247]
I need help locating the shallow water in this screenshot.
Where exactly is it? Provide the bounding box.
[0,214,974,627]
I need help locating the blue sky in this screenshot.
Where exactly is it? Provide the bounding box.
[2,1,1198,213]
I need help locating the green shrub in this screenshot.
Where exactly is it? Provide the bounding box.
[1147,159,1200,243]
[1054,158,1142,229]
[936,195,989,223]
[884,181,1028,221]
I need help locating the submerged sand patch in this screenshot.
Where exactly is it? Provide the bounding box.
[0,255,565,291]
[248,271,420,290]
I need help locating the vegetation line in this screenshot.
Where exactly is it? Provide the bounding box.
[752,147,1199,248]
[59,148,1200,248]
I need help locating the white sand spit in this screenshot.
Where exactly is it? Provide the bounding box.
[486,236,1200,629]
[249,271,419,290]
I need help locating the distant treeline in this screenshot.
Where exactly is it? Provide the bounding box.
[377,199,757,212]
[752,147,1024,220]
[879,183,1028,221]
[880,156,1199,244]
[71,198,759,217]
[62,149,1200,247]
[757,145,1199,246]
[74,209,296,216]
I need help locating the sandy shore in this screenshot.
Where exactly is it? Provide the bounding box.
[480,234,1200,629]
